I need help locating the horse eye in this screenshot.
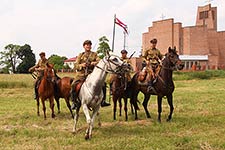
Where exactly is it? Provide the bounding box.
[112,58,118,62]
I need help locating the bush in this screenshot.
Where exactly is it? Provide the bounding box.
[173,70,225,80]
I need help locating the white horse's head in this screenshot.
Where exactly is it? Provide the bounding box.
[103,51,129,74]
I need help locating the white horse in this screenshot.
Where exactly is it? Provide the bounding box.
[73,52,128,140]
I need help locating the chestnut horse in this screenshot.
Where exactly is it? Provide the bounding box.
[37,63,56,119]
[54,75,74,118]
[131,47,184,122]
[111,73,132,121]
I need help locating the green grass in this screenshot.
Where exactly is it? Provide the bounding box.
[0,73,225,150]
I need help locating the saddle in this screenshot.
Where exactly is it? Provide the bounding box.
[73,79,85,95]
[137,65,160,84]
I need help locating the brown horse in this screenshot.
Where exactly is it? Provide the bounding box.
[54,75,74,118]
[111,73,132,121]
[37,63,56,119]
[131,47,184,122]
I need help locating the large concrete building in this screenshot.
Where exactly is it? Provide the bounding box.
[142,4,225,70]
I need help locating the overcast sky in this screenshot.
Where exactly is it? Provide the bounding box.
[0,0,224,59]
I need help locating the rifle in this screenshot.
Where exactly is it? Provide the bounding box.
[84,53,91,76]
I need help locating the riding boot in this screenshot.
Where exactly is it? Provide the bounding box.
[101,82,110,107]
[101,100,110,107]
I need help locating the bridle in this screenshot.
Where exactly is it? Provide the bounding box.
[95,56,126,74]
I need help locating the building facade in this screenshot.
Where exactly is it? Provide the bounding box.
[142,4,225,70]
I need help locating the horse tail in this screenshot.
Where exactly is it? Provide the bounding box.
[129,72,140,110]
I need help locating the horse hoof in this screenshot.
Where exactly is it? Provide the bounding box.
[85,134,90,140]
[166,118,172,122]
[98,122,102,127]
[52,114,55,118]
[72,130,77,134]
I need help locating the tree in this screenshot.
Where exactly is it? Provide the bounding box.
[97,36,111,59]
[48,54,67,70]
[16,44,36,73]
[0,44,21,73]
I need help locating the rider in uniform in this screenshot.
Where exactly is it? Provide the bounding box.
[142,38,163,92]
[28,52,49,99]
[70,40,110,109]
[120,49,132,83]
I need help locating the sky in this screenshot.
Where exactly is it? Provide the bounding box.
[0,0,224,60]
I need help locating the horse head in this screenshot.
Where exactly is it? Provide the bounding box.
[104,52,129,74]
[164,47,184,70]
[44,63,55,82]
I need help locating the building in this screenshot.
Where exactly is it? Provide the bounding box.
[142,4,225,70]
[64,57,76,69]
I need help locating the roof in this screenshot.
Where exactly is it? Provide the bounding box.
[64,57,77,62]
[179,55,208,61]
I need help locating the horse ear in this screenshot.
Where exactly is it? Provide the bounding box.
[168,47,172,53]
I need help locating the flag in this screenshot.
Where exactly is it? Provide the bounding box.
[115,18,128,34]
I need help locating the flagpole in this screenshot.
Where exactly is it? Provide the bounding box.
[112,14,116,52]
[123,30,126,50]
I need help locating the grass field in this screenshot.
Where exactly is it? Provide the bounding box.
[0,72,225,150]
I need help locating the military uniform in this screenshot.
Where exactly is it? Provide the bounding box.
[121,56,132,82]
[29,57,49,99]
[73,51,100,80]
[142,47,163,91]
[29,58,48,75]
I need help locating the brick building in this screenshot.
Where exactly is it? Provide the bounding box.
[142,4,225,70]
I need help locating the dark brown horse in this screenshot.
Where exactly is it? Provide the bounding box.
[111,73,132,121]
[37,63,56,119]
[131,47,184,122]
[54,75,74,118]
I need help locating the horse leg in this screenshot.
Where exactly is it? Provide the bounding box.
[143,94,151,118]
[87,105,101,140]
[113,96,117,120]
[50,97,55,118]
[83,104,92,140]
[72,105,80,133]
[37,98,40,116]
[41,99,46,119]
[131,90,139,120]
[97,111,101,127]
[55,97,60,114]
[166,94,174,122]
[157,96,163,123]
[130,100,134,114]
[119,97,122,116]
[124,97,128,121]
[65,97,74,118]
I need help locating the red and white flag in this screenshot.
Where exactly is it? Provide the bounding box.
[115,18,128,34]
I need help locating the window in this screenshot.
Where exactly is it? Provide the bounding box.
[199,11,208,19]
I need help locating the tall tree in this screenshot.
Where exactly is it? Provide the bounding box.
[48,54,67,70]
[0,44,21,73]
[16,44,36,73]
[97,36,111,59]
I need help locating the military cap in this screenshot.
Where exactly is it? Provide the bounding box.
[39,52,45,56]
[83,40,92,46]
[121,49,128,54]
[150,38,157,44]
